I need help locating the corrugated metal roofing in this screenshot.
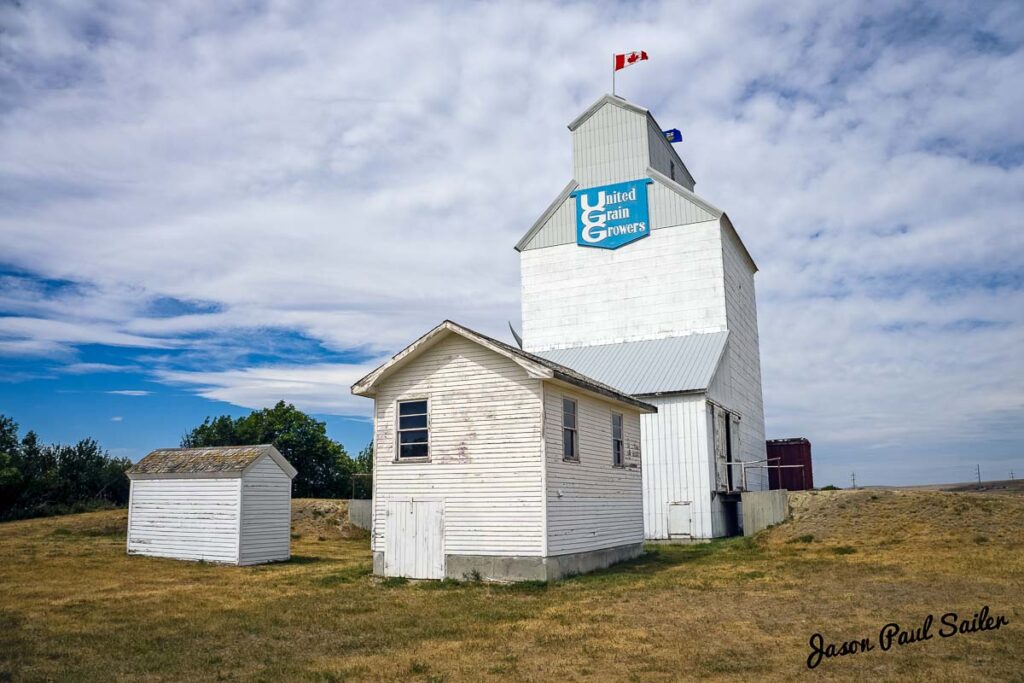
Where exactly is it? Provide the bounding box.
[128,444,277,475]
[535,332,729,396]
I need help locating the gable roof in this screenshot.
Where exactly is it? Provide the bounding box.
[127,444,297,479]
[351,320,656,413]
[568,94,649,131]
[514,179,578,252]
[535,332,729,396]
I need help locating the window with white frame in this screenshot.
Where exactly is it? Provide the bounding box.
[612,412,624,467]
[397,399,429,459]
[562,397,578,461]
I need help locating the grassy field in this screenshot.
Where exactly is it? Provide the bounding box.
[1,490,1021,682]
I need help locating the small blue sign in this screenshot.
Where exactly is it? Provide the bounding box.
[663,128,682,143]
[573,178,653,250]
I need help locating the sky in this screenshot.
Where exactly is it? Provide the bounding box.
[1,0,1022,486]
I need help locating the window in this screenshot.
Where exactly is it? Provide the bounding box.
[562,398,578,461]
[397,399,429,459]
[612,413,624,467]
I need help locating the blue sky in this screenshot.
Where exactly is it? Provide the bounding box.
[1,1,1022,486]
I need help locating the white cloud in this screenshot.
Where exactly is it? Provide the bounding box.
[110,416,123,422]
[0,1,1022,484]
[155,360,386,417]
[106,389,151,396]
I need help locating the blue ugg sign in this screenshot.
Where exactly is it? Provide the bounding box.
[573,178,653,249]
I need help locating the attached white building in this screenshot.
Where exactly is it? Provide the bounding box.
[516,94,769,540]
[351,320,655,581]
[126,444,297,565]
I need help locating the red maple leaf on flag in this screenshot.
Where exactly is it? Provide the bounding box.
[615,51,649,71]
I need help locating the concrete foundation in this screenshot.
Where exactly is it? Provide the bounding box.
[373,543,644,582]
[741,490,789,536]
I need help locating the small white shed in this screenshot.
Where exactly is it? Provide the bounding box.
[126,444,297,565]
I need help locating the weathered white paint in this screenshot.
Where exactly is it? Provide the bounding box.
[384,499,444,579]
[127,452,294,565]
[127,478,242,563]
[358,327,649,578]
[239,455,292,565]
[543,385,644,555]
[368,333,547,559]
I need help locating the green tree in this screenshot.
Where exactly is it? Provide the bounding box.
[182,401,353,498]
[0,415,130,520]
[0,420,21,512]
[354,442,373,474]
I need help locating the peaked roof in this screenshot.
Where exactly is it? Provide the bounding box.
[535,332,729,396]
[127,444,297,479]
[567,94,650,131]
[352,320,657,413]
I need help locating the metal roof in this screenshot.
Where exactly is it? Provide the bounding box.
[127,444,296,478]
[352,320,657,413]
[535,332,729,396]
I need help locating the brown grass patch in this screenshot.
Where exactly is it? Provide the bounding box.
[0,491,1021,681]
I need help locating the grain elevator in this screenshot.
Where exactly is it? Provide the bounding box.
[516,94,768,540]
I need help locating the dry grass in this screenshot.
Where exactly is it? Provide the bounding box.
[1,492,1022,682]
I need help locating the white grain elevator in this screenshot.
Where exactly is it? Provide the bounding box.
[515,94,768,540]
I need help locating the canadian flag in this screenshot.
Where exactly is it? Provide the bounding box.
[614,51,648,71]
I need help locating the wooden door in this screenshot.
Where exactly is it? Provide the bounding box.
[668,502,692,538]
[384,499,444,579]
[712,405,729,491]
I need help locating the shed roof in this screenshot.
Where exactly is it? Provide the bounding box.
[127,444,297,479]
[535,332,729,396]
[352,320,657,413]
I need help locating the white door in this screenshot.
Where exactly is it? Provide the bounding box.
[668,502,692,538]
[384,499,444,579]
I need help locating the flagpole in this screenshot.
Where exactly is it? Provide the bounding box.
[612,53,615,96]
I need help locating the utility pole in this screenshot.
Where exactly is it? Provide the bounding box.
[1011,471,1015,481]
[976,463,982,488]
[850,472,857,490]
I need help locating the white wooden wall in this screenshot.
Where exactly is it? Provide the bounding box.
[543,385,644,554]
[571,102,650,187]
[522,220,727,352]
[371,334,546,558]
[707,220,768,491]
[639,394,725,540]
[239,455,292,565]
[127,478,241,563]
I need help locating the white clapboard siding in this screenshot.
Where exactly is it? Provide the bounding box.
[372,334,546,557]
[715,218,768,491]
[127,478,241,563]
[239,455,292,565]
[543,385,644,555]
[521,219,727,353]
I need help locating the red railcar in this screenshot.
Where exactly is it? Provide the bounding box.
[767,438,813,491]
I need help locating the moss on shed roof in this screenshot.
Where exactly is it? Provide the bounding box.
[127,445,276,475]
